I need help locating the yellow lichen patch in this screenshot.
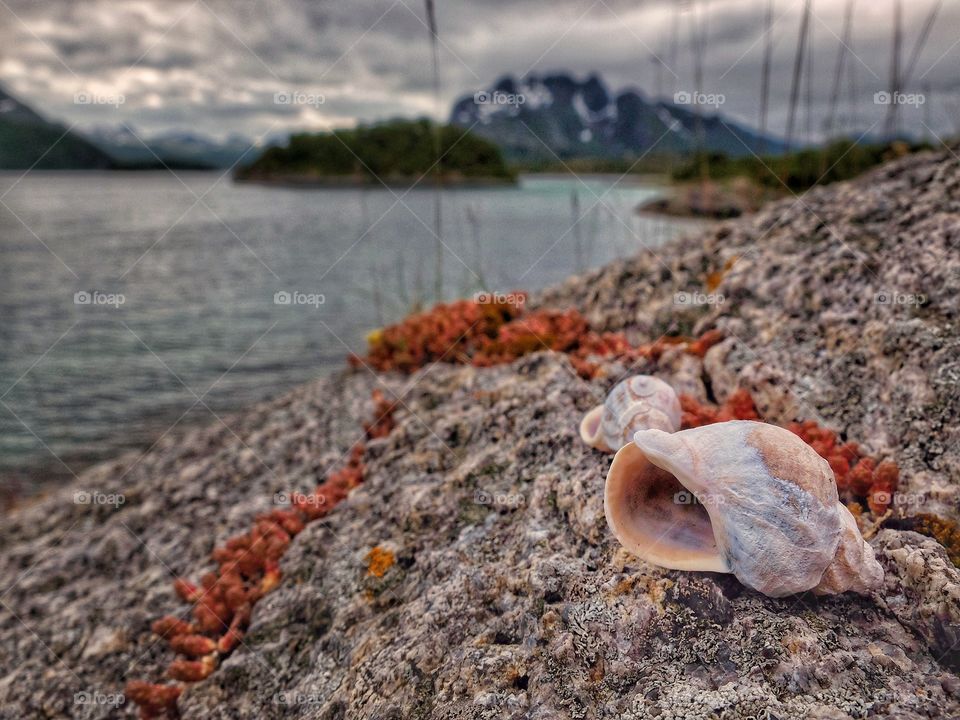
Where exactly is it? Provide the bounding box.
[366,546,396,578]
[541,609,561,631]
[588,657,605,683]
[612,577,636,596]
[783,633,815,655]
[892,514,960,567]
[365,328,384,347]
[846,501,865,529]
[261,567,281,594]
[639,577,673,615]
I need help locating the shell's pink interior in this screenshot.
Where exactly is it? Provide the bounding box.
[605,443,727,571]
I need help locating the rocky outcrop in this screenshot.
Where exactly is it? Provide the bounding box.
[2,149,960,719]
[539,148,960,520]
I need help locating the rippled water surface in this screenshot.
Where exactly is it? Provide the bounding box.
[0,171,699,489]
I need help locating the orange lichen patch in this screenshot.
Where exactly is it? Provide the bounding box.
[887,514,960,567]
[366,546,396,578]
[782,633,816,656]
[705,256,738,293]
[124,681,181,719]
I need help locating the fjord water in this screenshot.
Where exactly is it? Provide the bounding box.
[0,171,697,489]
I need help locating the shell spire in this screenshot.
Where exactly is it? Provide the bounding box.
[604,420,884,597]
[580,375,681,453]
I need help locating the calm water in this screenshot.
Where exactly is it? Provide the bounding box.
[0,171,697,490]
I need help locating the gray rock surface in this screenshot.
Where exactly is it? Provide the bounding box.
[2,149,960,719]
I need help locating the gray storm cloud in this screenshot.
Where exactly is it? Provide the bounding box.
[0,0,956,141]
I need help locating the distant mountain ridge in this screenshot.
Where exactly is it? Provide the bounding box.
[450,72,786,163]
[81,125,272,170]
[0,85,268,170]
[0,87,113,170]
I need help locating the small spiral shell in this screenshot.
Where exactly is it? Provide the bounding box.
[580,375,681,453]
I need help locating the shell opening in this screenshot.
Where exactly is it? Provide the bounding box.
[605,442,729,573]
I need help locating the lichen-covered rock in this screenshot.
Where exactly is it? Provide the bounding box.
[3,149,960,719]
[874,529,960,672]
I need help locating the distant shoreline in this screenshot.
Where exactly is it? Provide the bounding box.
[233,173,517,189]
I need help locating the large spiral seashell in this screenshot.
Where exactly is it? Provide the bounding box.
[580,375,681,453]
[604,420,884,597]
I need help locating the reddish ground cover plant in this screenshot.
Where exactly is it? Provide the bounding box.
[788,420,899,515]
[355,295,525,372]
[363,389,400,439]
[124,682,182,719]
[126,391,397,718]
[685,328,725,358]
[354,294,726,379]
[680,391,899,515]
[679,388,760,427]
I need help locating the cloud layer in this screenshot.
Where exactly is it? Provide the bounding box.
[1,0,958,143]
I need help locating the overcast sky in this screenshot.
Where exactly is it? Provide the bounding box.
[1,0,958,144]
